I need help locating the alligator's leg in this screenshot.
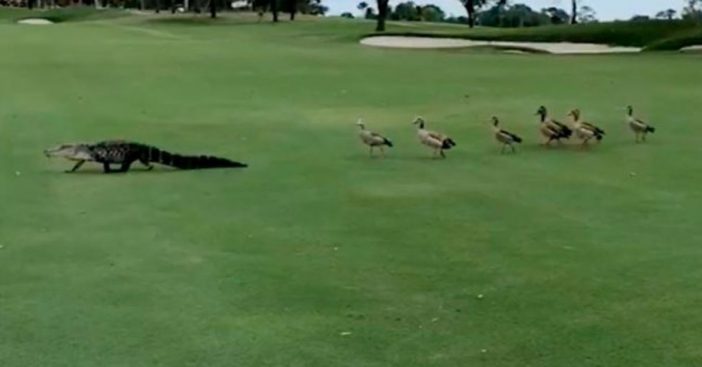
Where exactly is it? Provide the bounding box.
[119,160,134,173]
[66,160,85,173]
[138,158,154,171]
[103,163,113,174]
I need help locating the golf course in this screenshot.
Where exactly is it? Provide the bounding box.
[1,8,701,367]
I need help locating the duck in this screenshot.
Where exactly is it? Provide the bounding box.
[413,117,456,158]
[626,105,656,143]
[536,106,572,145]
[568,109,605,146]
[491,116,522,153]
[356,119,393,157]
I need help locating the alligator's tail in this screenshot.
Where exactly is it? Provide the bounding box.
[143,145,247,170]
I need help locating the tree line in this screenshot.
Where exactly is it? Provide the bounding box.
[248,0,327,21]
[7,0,702,27]
[9,0,328,20]
[358,0,702,32]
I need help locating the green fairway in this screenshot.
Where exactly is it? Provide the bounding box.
[1,12,702,367]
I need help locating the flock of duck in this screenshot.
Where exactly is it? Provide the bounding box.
[357,105,656,157]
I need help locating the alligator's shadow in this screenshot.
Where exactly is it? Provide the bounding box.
[66,168,179,175]
[57,167,244,175]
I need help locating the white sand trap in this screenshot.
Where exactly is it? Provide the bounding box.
[502,49,529,55]
[361,36,641,54]
[680,45,702,52]
[17,18,54,25]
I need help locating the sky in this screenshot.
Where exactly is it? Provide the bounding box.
[325,0,689,21]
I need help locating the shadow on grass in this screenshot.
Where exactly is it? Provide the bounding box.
[442,45,550,55]
[47,167,246,175]
[343,153,459,162]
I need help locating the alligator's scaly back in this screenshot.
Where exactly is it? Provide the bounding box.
[45,141,247,173]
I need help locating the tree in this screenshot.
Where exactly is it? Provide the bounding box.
[209,0,217,18]
[376,0,389,31]
[250,0,266,20]
[508,3,549,27]
[630,15,651,22]
[358,1,376,19]
[285,0,297,20]
[570,0,577,24]
[273,0,325,19]
[271,0,279,22]
[341,12,354,18]
[480,3,549,27]
[420,4,446,22]
[542,6,569,25]
[460,0,488,27]
[305,0,328,15]
[388,2,445,22]
[476,1,504,27]
[577,5,596,23]
[655,9,677,20]
[682,0,702,21]
[446,16,469,23]
[392,1,420,21]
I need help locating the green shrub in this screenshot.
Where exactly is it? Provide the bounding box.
[645,28,702,51]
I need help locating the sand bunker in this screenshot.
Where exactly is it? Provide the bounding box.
[680,45,702,52]
[17,18,54,25]
[361,36,641,54]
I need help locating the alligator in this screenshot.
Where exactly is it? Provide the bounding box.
[44,140,247,173]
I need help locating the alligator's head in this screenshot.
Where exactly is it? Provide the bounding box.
[44,143,94,161]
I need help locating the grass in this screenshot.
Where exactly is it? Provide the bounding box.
[1,11,702,367]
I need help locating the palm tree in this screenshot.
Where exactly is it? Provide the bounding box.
[571,0,577,24]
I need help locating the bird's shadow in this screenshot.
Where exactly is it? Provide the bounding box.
[343,153,451,162]
[518,141,612,153]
